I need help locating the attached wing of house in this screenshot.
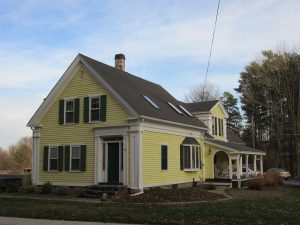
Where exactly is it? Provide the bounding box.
[186,100,266,187]
[28,53,265,190]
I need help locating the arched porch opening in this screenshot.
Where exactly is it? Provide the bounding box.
[213,151,230,179]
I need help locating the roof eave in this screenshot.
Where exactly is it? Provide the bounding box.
[136,115,208,131]
[205,139,266,155]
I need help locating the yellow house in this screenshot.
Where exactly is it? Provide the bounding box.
[27,53,265,190]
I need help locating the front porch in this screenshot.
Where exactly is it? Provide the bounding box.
[212,149,265,188]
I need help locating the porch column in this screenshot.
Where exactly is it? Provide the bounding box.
[239,155,243,177]
[236,154,241,179]
[260,155,264,174]
[229,156,232,179]
[246,154,249,178]
[254,155,257,175]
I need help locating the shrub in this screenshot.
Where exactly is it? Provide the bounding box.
[19,185,36,193]
[248,178,263,190]
[0,183,6,193]
[40,181,53,194]
[201,183,216,190]
[54,186,70,196]
[6,181,21,193]
[263,173,282,186]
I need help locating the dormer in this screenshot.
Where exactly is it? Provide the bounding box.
[185,100,229,141]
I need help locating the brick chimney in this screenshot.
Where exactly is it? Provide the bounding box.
[114,53,126,71]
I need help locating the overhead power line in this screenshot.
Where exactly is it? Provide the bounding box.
[202,0,221,97]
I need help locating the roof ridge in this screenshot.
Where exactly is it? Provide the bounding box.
[79,53,163,89]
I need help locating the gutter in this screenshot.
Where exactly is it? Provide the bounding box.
[129,115,208,131]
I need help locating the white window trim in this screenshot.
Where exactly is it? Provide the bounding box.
[183,144,200,171]
[70,145,81,172]
[178,105,193,117]
[64,99,75,124]
[48,146,58,172]
[89,96,101,122]
[142,95,160,109]
[161,144,168,171]
[167,102,183,115]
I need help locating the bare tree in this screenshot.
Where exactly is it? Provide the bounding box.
[185,81,220,102]
[0,147,10,170]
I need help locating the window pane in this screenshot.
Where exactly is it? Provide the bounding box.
[91,97,100,109]
[215,117,217,134]
[50,159,58,170]
[71,159,80,170]
[66,100,74,111]
[184,146,190,169]
[72,147,80,158]
[66,111,74,123]
[196,147,199,168]
[192,146,195,169]
[50,147,58,158]
[91,109,100,121]
[218,118,221,136]
[212,116,215,135]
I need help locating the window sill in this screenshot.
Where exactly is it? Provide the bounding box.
[47,170,59,173]
[69,171,82,173]
[63,123,76,125]
[184,169,199,172]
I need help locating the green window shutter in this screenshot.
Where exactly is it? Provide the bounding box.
[180,145,183,170]
[100,95,107,122]
[161,145,168,170]
[59,100,64,124]
[84,97,89,123]
[74,98,80,123]
[58,146,64,171]
[64,145,70,171]
[80,145,86,172]
[43,146,49,171]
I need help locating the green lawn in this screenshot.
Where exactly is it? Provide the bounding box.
[0,186,299,225]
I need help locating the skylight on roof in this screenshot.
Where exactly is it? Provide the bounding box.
[178,105,194,117]
[142,95,159,109]
[167,102,183,115]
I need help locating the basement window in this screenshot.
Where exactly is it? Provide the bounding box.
[178,105,194,117]
[142,95,159,109]
[167,102,183,115]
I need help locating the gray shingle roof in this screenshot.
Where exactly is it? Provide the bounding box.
[80,54,207,129]
[226,128,245,144]
[185,100,219,113]
[207,139,264,153]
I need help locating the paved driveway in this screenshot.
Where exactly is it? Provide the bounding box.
[0,217,137,225]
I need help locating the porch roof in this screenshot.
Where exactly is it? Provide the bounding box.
[205,139,266,155]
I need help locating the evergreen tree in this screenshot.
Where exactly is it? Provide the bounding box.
[221,92,242,135]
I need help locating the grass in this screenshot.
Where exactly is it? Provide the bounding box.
[0,186,300,224]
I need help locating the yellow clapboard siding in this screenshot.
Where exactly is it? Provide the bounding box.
[39,66,129,184]
[142,131,205,186]
[204,143,218,179]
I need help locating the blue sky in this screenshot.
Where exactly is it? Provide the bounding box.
[0,0,300,149]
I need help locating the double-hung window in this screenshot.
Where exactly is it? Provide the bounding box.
[70,146,81,171]
[49,146,58,171]
[183,145,200,170]
[90,96,101,122]
[65,99,75,123]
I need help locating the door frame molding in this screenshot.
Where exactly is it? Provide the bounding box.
[94,126,128,185]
